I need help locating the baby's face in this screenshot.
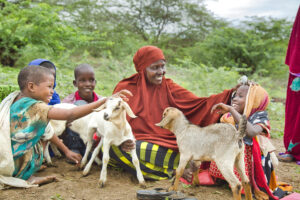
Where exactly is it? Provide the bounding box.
[73,70,96,101]
[231,85,249,114]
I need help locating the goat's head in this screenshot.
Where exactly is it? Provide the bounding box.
[94,97,137,121]
[155,107,181,132]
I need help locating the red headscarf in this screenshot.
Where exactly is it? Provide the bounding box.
[286,6,300,74]
[113,46,233,151]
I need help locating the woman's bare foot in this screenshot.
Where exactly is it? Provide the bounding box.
[27,175,58,185]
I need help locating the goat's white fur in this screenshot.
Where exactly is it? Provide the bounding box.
[81,97,145,187]
[46,98,145,187]
[156,107,253,200]
[44,103,101,166]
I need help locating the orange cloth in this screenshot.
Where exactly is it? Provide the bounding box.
[113,46,233,151]
[220,84,269,129]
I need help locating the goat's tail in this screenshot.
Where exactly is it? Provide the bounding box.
[237,115,247,137]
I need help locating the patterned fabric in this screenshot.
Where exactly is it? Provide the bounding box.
[211,83,280,200]
[10,97,51,180]
[108,141,179,180]
[209,145,252,181]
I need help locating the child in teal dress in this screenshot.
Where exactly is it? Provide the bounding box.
[0,65,131,188]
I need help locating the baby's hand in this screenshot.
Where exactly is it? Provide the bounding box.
[112,89,133,101]
[211,103,231,114]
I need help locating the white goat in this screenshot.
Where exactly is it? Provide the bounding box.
[81,97,145,187]
[46,98,145,187]
[44,103,101,166]
[156,107,253,200]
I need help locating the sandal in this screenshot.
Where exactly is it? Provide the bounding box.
[278,153,294,162]
[136,188,198,200]
[136,188,175,200]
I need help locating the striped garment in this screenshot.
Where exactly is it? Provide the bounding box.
[107,141,179,180]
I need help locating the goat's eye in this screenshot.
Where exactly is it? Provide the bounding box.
[114,107,120,111]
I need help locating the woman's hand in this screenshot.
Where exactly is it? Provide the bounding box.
[65,150,82,165]
[121,139,135,152]
[112,89,133,101]
[211,103,232,115]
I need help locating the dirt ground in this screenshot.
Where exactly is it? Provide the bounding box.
[1,138,299,200]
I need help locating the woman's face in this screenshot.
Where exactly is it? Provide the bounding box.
[145,60,166,85]
[231,85,249,114]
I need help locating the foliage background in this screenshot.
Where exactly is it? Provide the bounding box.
[0,0,293,138]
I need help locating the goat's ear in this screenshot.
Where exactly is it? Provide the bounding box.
[94,103,106,112]
[122,101,137,118]
[155,115,173,131]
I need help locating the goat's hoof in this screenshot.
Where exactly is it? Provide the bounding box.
[82,170,89,177]
[139,182,146,189]
[79,164,85,170]
[98,180,105,188]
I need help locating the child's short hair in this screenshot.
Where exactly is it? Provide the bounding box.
[74,64,94,79]
[18,66,53,91]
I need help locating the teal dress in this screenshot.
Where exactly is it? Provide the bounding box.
[10,97,51,180]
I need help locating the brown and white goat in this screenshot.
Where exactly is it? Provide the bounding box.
[156,107,252,200]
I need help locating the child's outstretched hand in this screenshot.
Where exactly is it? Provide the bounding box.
[65,150,82,166]
[112,89,133,101]
[211,103,232,115]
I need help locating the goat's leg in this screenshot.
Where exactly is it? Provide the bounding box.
[215,160,241,200]
[80,128,96,169]
[235,151,253,200]
[50,143,62,158]
[169,156,190,191]
[192,160,202,185]
[94,157,102,166]
[82,139,103,176]
[98,140,110,188]
[130,148,145,187]
[44,141,52,165]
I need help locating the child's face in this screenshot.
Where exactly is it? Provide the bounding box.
[231,85,249,114]
[73,70,96,100]
[31,74,55,103]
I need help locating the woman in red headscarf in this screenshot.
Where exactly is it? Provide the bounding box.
[109,45,235,180]
[278,6,300,164]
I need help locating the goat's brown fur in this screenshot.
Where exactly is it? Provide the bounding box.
[156,107,252,200]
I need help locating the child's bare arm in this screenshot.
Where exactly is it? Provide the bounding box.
[48,89,132,121]
[50,134,82,164]
[211,103,263,137]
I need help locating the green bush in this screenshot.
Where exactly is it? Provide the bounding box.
[0,1,112,67]
[0,85,19,102]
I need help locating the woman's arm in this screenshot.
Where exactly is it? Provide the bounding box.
[211,103,263,137]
